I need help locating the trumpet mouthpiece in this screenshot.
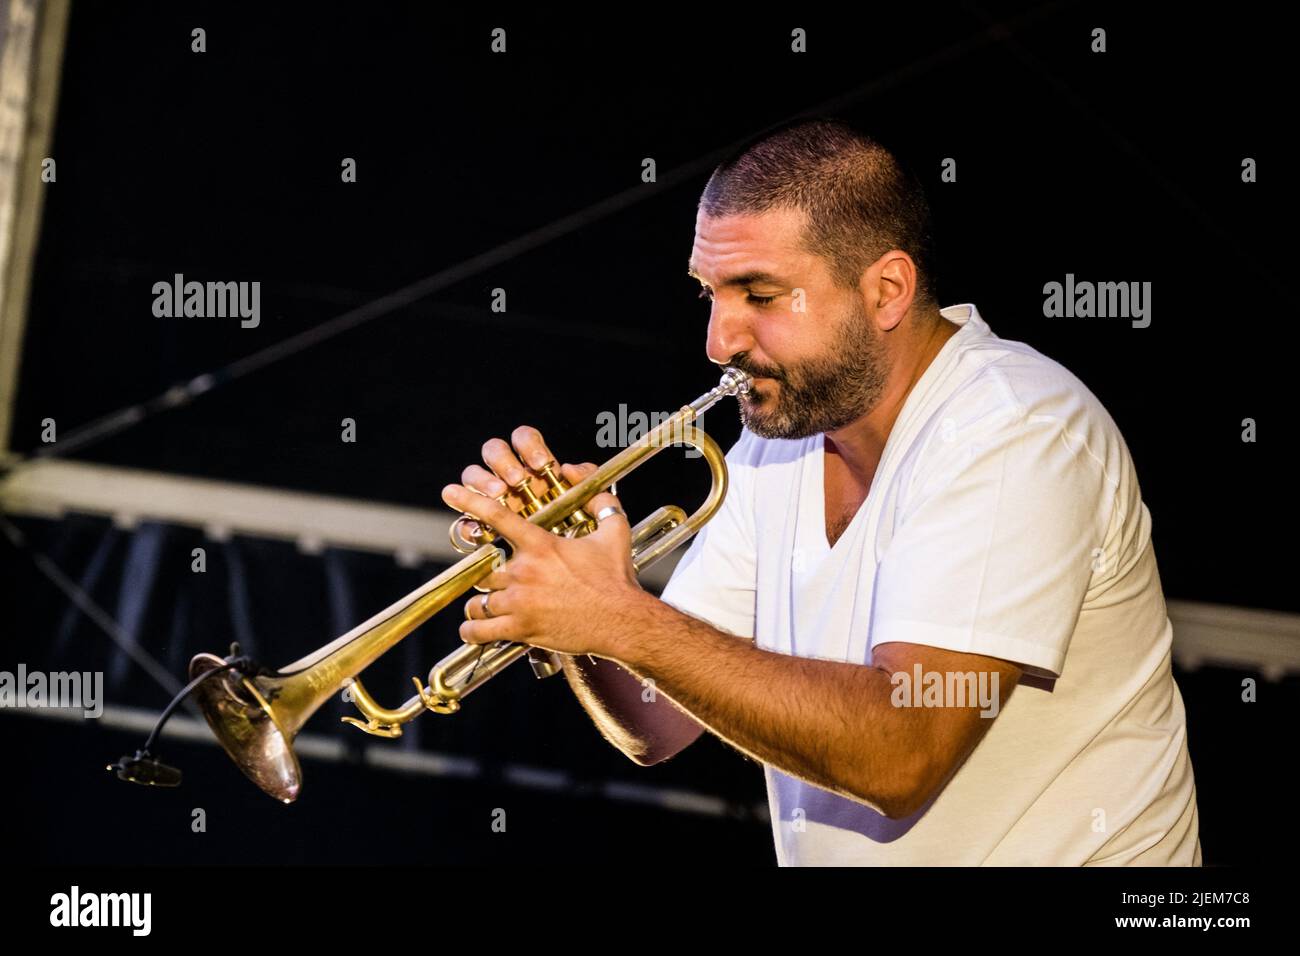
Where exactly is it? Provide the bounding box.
[721,367,753,395]
[689,367,754,416]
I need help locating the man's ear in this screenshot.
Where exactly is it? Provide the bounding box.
[861,251,918,332]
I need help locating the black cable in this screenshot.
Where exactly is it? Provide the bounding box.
[106,643,257,788]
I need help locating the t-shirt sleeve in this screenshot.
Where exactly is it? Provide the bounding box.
[870,403,1109,679]
[657,429,758,639]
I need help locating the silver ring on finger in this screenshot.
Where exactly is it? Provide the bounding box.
[595,505,626,524]
[467,591,494,621]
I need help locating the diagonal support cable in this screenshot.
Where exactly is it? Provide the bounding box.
[0,515,186,702]
[5,0,1078,469]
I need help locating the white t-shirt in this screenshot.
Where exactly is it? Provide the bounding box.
[660,302,1202,866]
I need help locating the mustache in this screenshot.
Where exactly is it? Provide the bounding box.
[730,358,784,381]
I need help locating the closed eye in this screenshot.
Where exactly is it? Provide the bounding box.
[697,288,778,306]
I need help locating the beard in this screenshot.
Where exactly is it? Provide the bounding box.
[731,296,890,440]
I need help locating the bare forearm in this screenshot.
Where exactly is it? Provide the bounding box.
[560,651,698,765]
[612,595,920,816]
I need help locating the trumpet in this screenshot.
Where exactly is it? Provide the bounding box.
[187,367,752,802]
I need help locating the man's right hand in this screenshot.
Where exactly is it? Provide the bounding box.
[449,425,599,534]
[448,428,706,766]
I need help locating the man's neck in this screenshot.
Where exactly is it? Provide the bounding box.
[825,312,960,482]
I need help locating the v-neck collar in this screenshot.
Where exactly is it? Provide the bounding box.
[807,306,980,557]
[812,431,877,556]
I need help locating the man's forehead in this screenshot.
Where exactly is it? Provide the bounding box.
[688,207,808,279]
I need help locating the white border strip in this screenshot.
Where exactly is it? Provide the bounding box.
[3,461,1297,674]
[1166,599,1300,681]
[0,458,683,587]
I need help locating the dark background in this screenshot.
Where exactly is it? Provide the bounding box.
[1,1,1294,865]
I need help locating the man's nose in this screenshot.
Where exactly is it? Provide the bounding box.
[705,303,755,367]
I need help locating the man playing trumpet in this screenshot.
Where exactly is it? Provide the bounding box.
[441,118,1201,867]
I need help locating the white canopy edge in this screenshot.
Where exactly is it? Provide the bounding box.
[2,459,1297,675]
[0,457,684,589]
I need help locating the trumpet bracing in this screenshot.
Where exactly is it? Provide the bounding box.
[186,368,752,801]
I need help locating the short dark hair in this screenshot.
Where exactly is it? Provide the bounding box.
[699,117,937,309]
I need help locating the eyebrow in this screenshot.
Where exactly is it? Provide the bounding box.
[687,263,786,288]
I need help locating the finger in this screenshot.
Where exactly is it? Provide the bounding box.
[480,437,548,502]
[586,490,625,516]
[475,568,511,591]
[584,490,630,536]
[481,437,555,506]
[463,587,510,621]
[442,483,545,548]
[460,615,523,645]
[461,463,510,499]
[560,462,598,484]
[560,462,619,499]
[511,425,561,475]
